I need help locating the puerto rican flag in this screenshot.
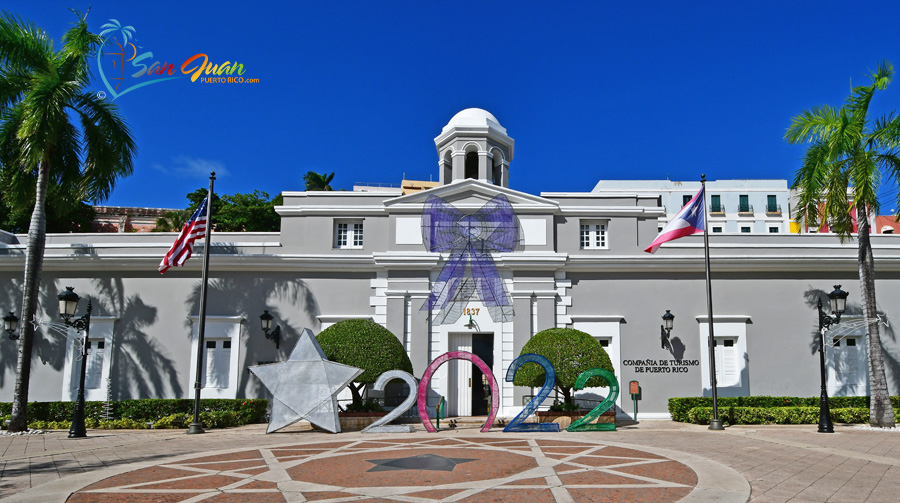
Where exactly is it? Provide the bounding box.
[645,186,705,253]
[158,199,209,273]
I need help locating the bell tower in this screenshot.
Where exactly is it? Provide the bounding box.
[435,108,514,187]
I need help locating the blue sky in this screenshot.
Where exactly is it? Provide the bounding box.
[7,1,900,210]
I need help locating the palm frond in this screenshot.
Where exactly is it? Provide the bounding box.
[870,113,900,150]
[784,105,842,144]
[850,150,880,213]
[791,141,831,227]
[0,11,53,72]
[73,92,136,202]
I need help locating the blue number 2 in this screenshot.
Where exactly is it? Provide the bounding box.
[503,354,560,432]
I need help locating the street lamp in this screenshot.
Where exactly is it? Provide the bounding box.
[57,287,92,438]
[661,310,674,349]
[816,284,848,434]
[259,310,281,349]
[3,312,18,340]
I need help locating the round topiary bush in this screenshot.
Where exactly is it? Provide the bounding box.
[512,327,614,405]
[316,319,413,407]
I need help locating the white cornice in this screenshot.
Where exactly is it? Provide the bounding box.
[317,314,373,323]
[569,315,626,323]
[274,206,387,216]
[556,206,666,217]
[695,315,752,323]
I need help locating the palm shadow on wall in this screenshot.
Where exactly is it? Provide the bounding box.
[91,277,182,399]
[803,287,899,394]
[0,277,70,388]
[185,275,319,397]
[1,277,179,400]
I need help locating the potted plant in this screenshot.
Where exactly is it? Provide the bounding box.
[316,319,413,430]
[512,328,616,427]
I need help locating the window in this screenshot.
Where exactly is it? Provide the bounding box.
[697,316,750,397]
[767,195,778,213]
[85,340,105,390]
[682,194,692,207]
[579,221,608,249]
[828,323,869,396]
[713,338,739,387]
[769,226,779,233]
[62,317,115,402]
[739,194,750,213]
[335,220,364,249]
[189,316,244,399]
[710,195,722,213]
[741,226,751,233]
[203,340,232,388]
[712,227,723,233]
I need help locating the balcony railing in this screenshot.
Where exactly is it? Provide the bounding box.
[766,204,782,215]
[737,204,754,215]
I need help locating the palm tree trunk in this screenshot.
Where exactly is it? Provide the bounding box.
[857,205,895,427]
[8,159,50,433]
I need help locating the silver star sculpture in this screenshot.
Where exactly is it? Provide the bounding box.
[249,328,362,434]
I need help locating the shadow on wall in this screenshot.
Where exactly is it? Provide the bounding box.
[0,277,180,400]
[91,278,183,399]
[803,286,899,395]
[185,275,319,397]
[1,278,71,387]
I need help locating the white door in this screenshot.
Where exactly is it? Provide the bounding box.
[448,333,472,416]
[714,337,739,387]
[833,336,868,396]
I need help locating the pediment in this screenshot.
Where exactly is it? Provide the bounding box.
[384,179,558,213]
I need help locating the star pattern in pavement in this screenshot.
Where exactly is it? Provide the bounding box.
[365,453,476,472]
[249,328,362,433]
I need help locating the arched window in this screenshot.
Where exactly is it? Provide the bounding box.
[492,155,502,186]
[465,152,478,179]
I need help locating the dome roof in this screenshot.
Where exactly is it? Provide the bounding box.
[442,108,506,134]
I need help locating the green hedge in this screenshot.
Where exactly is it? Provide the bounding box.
[0,399,267,428]
[685,406,895,425]
[668,396,900,423]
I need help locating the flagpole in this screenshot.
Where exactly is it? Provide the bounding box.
[702,174,724,430]
[187,172,215,435]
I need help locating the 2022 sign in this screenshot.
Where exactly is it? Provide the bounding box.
[363,351,619,433]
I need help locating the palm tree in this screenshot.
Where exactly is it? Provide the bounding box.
[0,10,136,432]
[785,61,900,428]
[303,171,334,191]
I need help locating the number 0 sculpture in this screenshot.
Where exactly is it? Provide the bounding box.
[417,351,499,432]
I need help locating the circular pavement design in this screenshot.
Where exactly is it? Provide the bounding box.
[66,436,742,502]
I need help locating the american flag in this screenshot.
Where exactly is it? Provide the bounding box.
[158,199,209,274]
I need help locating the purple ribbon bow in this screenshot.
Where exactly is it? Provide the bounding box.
[421,194,518,313]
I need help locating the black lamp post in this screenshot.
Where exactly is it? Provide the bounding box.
[3,312,18,340]
[260,310,280,349]
[57,286,92,438]
[661,310,674,349]
[816,284,848,434]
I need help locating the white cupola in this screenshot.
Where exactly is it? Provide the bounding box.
[434,108,514,188]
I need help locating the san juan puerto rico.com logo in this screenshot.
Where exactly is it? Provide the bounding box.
[96,19,258,100]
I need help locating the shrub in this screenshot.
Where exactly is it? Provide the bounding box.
[686,406,900,425]
[99,418,149,429]
[0,399,267,426]
[199,411,238,428]
[549,400,582,412]
[512,328,614,405]
[317,319,413,407]
[153,413,191,429]
[344,399,385,413]
[668,396,900,423]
